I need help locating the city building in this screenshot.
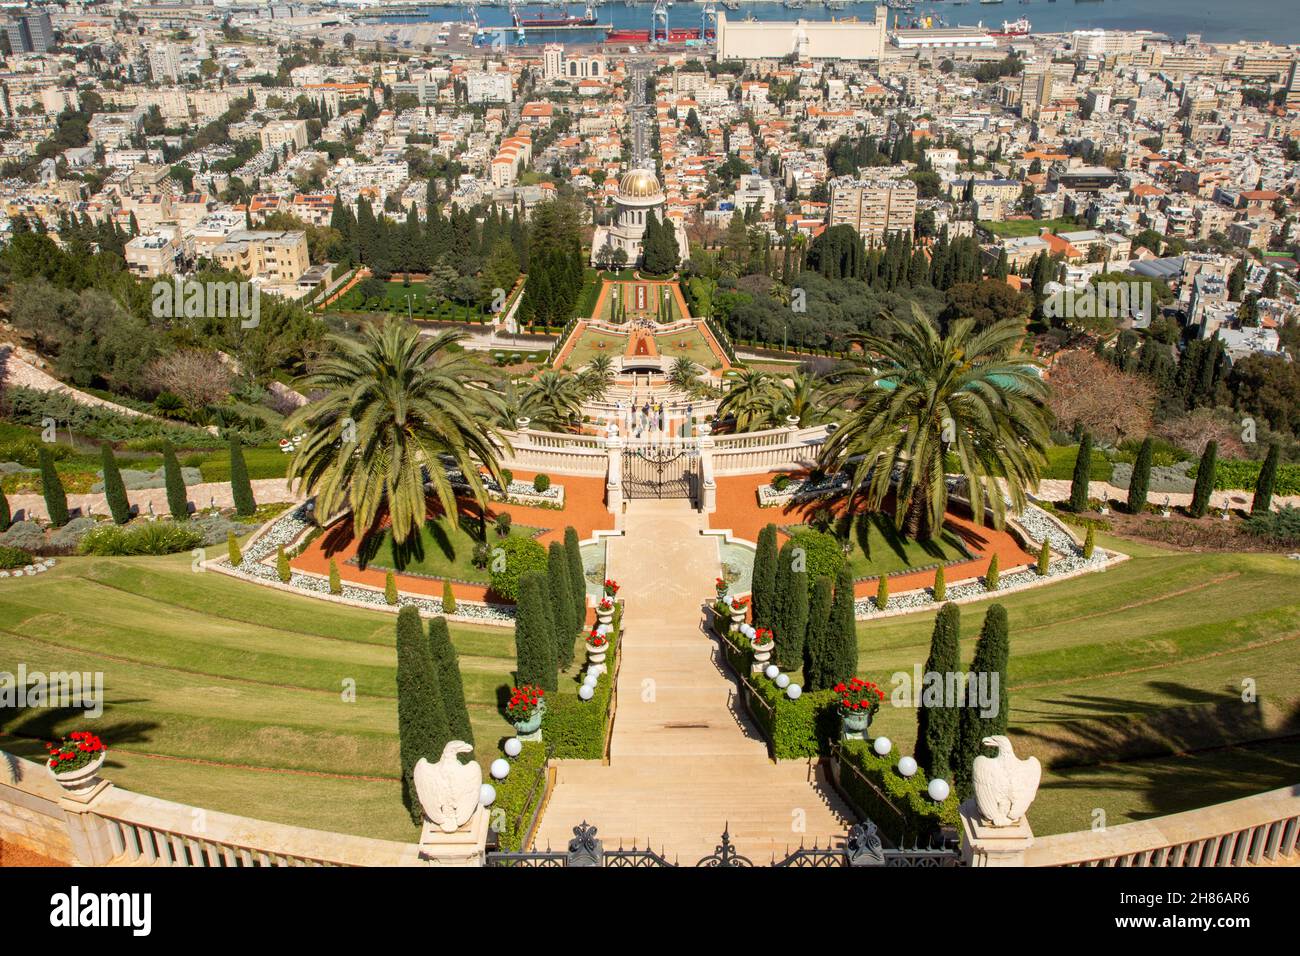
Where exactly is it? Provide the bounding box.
[714,8,887,62]
[589,169,689,268]
[5,12,53,54]
[212,230,310,283]
[827,176,918,244]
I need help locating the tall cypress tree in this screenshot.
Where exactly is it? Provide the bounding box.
[915,602,961,780]
[162,442,188,521]
[827,564,858,684]
[39,448,69,527]
[564,526,587,631]
[395,607,449,825]
[802,575,834,690]
[953,604,1010,800]
[514,572,558,692]
[427,615,473,750]
[1252,443,1280,515]
[101,444,131,525]
[777,563,809,672]
[1126,437,1153,515]
[547,542,575,670]
[229,436,257,517]
[772,538,795,646]
[1069,432,1092,512]
[752,523,778,628]
[0,486,8,531]
[1189,439,1217,518]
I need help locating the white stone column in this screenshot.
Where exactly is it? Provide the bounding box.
[59,781,120,866]
[959,799,1035,867]
[606,435,623,515]
[697,425,716,514]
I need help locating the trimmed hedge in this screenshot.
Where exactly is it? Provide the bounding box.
[836,740,961,846]
[1190,457,1300,497]
[491,740,549,851]
[543,603,622,759]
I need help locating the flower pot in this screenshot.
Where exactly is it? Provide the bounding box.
[513,711,542,735]
[596,609,614,626]
[586,642,608,665]
[48,752,106,795]
[841,711,872,734]
[729,607,746,631]
[750,641,773,665]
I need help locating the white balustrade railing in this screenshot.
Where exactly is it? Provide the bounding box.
[1024,785,1300,867]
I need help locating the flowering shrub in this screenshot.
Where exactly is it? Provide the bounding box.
[597,596,614,613]
[586,629,608,648]
[603,578,619,597]
[506,684,545,723]
[750,627,774,648]
[835,677,885,719]
[46,731,106,774]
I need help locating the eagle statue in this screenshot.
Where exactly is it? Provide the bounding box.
[413,741,482,834]
[972,735,1041,827]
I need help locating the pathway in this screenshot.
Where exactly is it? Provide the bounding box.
[533,499,852,863]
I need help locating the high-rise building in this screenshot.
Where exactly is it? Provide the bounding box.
[827,176,918,244]
[1287,60,1300,109]
[5,12,54,54]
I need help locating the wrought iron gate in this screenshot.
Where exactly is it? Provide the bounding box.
[622,445,697,501]
[485,821,963,868]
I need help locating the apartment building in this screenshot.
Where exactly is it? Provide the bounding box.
[259,120,310,153]
[827,176,918,244]
[212,230,310,283]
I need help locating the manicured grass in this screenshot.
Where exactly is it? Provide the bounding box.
[0,554,521,842]
[855,538,1300,834]
[195,445,289,482]
[795,514,969,580]
[358,517,544,583]
[654,325,718,367]
[563,328,628,370]
[1042,443,1113,482]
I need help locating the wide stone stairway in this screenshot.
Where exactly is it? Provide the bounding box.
[533,500,852,863]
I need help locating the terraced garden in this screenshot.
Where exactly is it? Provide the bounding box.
[856,535,1300,836]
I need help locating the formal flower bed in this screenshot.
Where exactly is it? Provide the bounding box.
[853,501,1113,619]
[447,469,565,508]
[757,472,851,508]
[214,502,516,623]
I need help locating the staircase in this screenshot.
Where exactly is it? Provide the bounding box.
[533,500,853,862]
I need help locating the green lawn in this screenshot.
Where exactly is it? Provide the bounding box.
[855,537,1300,835]
[793,514,969,580]
[562,327,628,370]
[0,555,524,842]
[357,518,544,583]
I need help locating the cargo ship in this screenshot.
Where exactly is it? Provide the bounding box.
[604,26,713,41]
[606,27,651,41]
[512,5,599,28]
[990,17,1030,36]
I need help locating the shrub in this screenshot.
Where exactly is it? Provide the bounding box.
[328,558,341,594]
[277,545,291,582]
[39,448,69,528]
[1242,505,1300,547]
[1037,540,1050,575]
[428,615,473,747]
[546,633,619,759]
[100,445,131,525]
[488,535,547,602]
[953,604,1010,799]
[78,522,203,556]
[229,436,257,517]
[547,542,576,670]
[0,545,33,569]
[395,607,449,825]
[915,603,961,781]
[1252,443,1280,515]
[564,526,586,631]
[490,740,547,851]
[500,468,514,488]
[787,528,846,586]
[752,523,779,628]
[771,473,791,492]
[1189,440,1217,518]
[532,473,551,493]
[985,553,999,590]
[514,572,558,692]
[1127,437,1153,514]
[385,569,398,605]
[1068,433,1093,512]
[875,575,889,610]
[1083,524,1095,560]
[827,564,857,685]
[494,512,512,537]
[932,565,946,601]
[162,442,189,521]
[228,531,242,567]
[836,741,961,845]
[442,578,456,614]
[1193,457,1300,496]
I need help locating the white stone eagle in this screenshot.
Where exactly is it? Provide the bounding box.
[972,735,1041,827]
[413,741,482,834]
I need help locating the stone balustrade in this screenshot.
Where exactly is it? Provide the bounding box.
[1023,785,1300,867]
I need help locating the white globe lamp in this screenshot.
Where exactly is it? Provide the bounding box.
[873,736,892,756]
[479,783,497,806]
[786,683,802,700]
[927,778,950,802]
[898,756,918,778]
[503,737,522,758]
[490,758,510,780]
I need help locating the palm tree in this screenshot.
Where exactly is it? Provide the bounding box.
[773,369,824,426]
[577,354,615,401]
[817,308,1050,540]
[286,320,510,546]
[516,370,585,431]
[718,369,782,431]
[669,355,699,393]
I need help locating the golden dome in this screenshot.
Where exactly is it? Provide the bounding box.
[618,168,662,199]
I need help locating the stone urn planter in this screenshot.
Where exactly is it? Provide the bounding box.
[596,600,615,626]
[729,603,748,632]
[512,705,543,740]
[49,752,107,796]
[586,638,609,667]
[841,711,872,736]
[750,638,774,667]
